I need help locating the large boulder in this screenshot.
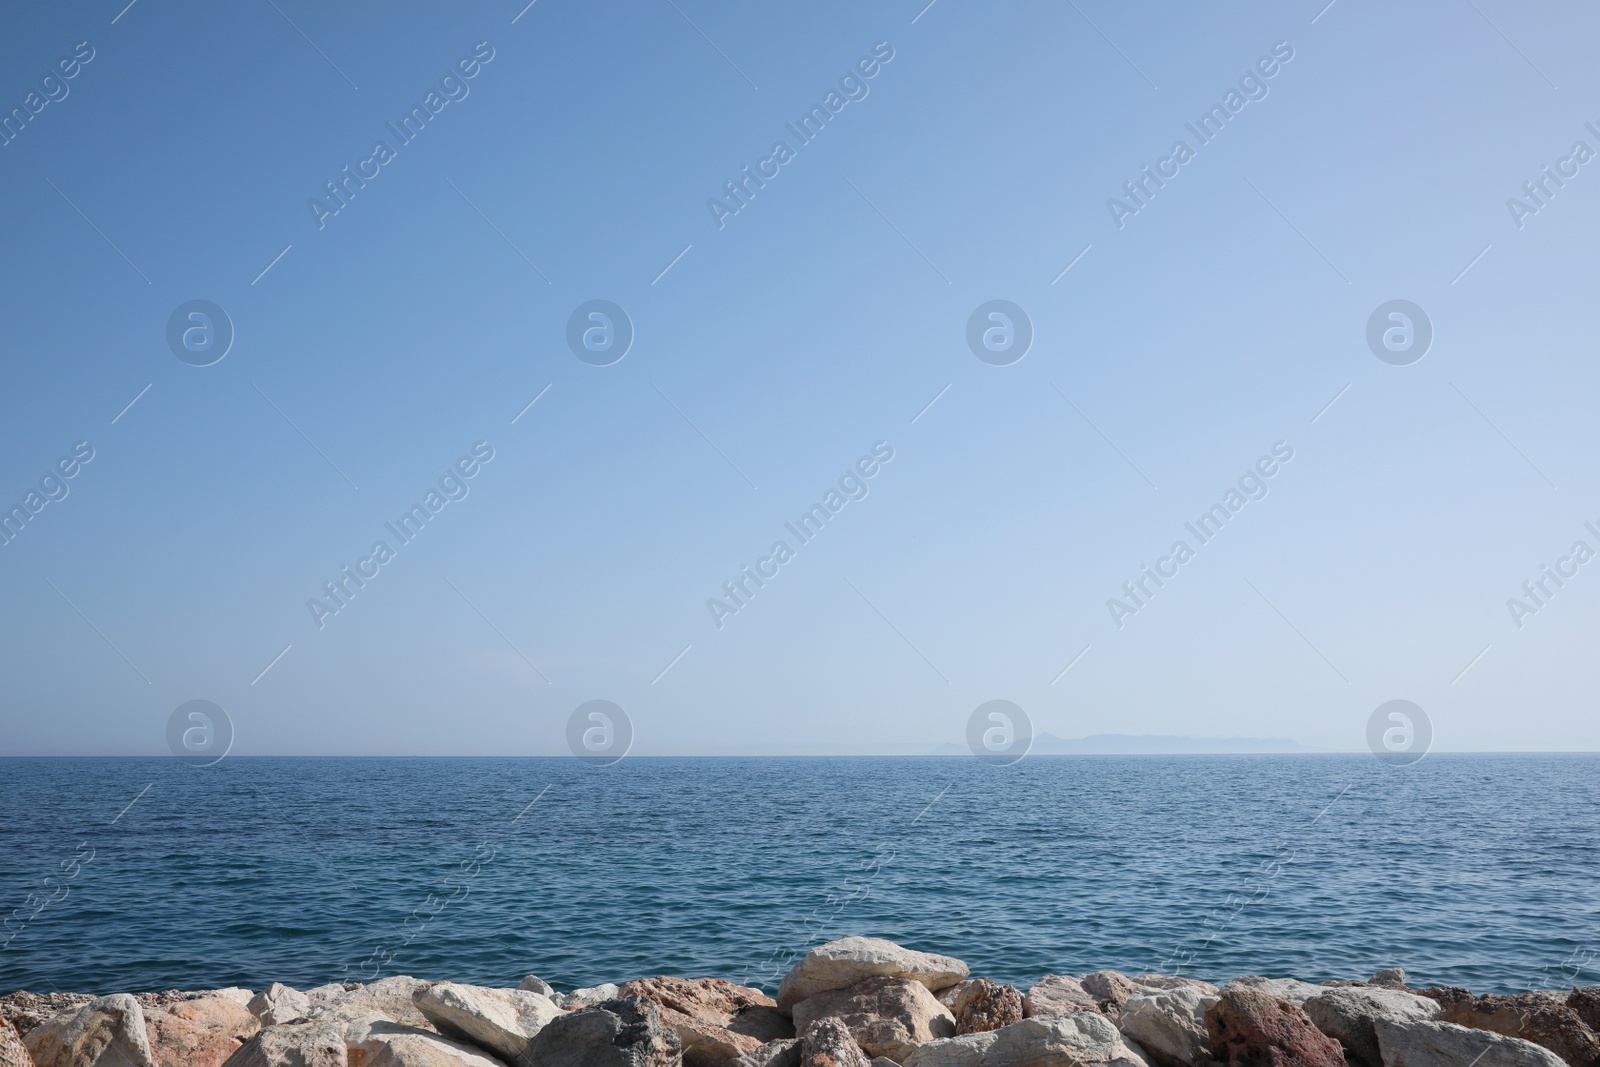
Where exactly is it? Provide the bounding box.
[1301,987,1441,1066]
[555,987,620,1012]
[1021,977,1099,1019]
[315,980,437,1034]
[413,984,561,1063]
[778,939,968,1012]
[1413,988,1600,1066]
[1,1020,35,1067]
[516,981,555,1001]
[1132,978,1221,998]
[145,996,261,1067]
[1080,974,1144,1014]
[352,1024,511,1067]
[218,1022,346,1067]
[1567,989,1600,1034]
[944,982,1021,1036]
[798,1020,870,1067]
[1372,1018,1567,1067]
[903,1014,1149,1067]
[1220,978,1324,1009]
[1118,987,1217,1067]
[250,987,312,1027]
[1204,987,1343,1067]
[25,995,157,1067]
[618,978,790,1067]
[520,997,680,1067]
[792,978,954,1063]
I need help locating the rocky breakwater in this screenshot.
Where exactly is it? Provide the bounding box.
[8,936,1600,1067]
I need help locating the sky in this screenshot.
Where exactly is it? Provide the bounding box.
[1,0,1598,756]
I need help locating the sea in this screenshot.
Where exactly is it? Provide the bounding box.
[1,755,1596,996]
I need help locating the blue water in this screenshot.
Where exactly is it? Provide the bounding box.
[1,756,1596,996]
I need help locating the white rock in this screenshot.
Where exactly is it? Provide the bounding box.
[210,990,258,1009]
[905,1014,1148,1067]
[1303,987,1441,1065]
[249,985,312,1027]
[777,938,968,1012]
[556,985,620,1011]
[1373,1018,1567,1067]
[25,995,158,1067]
[1223,976,1325,1007]
[414,983,561,1062]
[517,978,556,999]
[315,978,437,1032]
[355,1024,512,1067]
[1118,987,1216,1067]
[1022,977,1100,1019]
[218,1021,347,1067]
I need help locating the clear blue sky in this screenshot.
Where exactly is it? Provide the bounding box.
[2,0,1597,755]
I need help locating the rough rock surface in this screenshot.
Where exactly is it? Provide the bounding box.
[778,939,968,1012]
[1412,987,1600,1066]
[1133,977,1222,997]
[903,1014,1150,1067]
[144,996,261,1067]
[219,1021,346,1067]
[792,977,954,1063]
[1301,987,1440,1066]
[1080,974,1144,1013]
[520,997,680,1067]
[944,982,1021,1036]
[1204,987,1344,1067]
[25,995,157,1067]
[1372,1018,1567,1067]
[797,1019,871,1067]
[617,977,791,1067]
[413,983,561,1063]
[250,986,311,1028]
[1368,970,1406,990]
[556,986,621,1012]
[315,979,437,1035]
[729,1039,799,1067]
[353,1024,511,1067]
[1222,978,1324,1008]
[516,980,554,1000]
[1118,987,1217,1067]
[1021,977,1100,1019]
[1569,989,1600,1035]
[1,1020,35,1067]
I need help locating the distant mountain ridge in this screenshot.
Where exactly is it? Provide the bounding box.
[931,732,1320,755]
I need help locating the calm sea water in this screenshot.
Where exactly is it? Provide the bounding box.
[1,755,1596,996]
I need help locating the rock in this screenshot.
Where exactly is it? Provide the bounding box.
[218,1022,346,1067]
[25,995,157,1067]
[1118,987,1217,1067]
[1080,974,1144,1013]
[315,980,437,1033]
[1221,977,1324,1008]
[903,1014,1149,1067]
[617,977,791,1067]
[520,997,680,1067]
[1372,1018,1567,1067]
[944,982,1021,1036]
[729,1040,799,1067]
[870,1060,898,1067]
[1368,970,1406,990]
[1132,978,1222,998]
[516,981,555,1001]
[797,1019,871,1067]
[145,996,261,1067]
[353,1024,512,1067]
[250,986,312,1027]
[1204,987,1343,1067]
[413,984,561,1063]
[305,988,356,1013]
[777,939,968,1012]
[1412,987,1600,1066]
[1022,977,1100,1019]
[792,978,955,1062]
[1301,987,1441,1066]
[1568,989,1600,1034]
[0,995,94,1038]
[556,987,621,1012]
[1,1020,35,1067]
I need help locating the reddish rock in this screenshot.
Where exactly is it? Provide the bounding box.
[792,978,953,1063]
[145,1010,252,1067]
[1413,987,1600,1066]
[1204,987,1345,1066]
[1568,988,1600,1034]
[0,1020,35,1067]
[617,978,792,1067]
[797,1019,870,1067]
[945,981,1022,1036]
